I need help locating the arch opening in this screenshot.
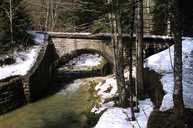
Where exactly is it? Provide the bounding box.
[55,49,113,81]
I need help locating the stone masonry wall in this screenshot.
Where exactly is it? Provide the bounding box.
[0,39,58,114]
[52,38,114,65]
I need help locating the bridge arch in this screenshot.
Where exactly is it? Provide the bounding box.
[50,37,114,65]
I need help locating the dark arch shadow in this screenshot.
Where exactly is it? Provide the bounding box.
[55,48,113,82]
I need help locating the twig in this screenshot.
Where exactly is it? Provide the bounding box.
[141,106,148,119]
[168,44,174,71]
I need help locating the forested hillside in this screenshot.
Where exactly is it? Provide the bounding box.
[0,0,32,54]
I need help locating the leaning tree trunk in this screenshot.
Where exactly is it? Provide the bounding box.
[173,0,184,123]
[135,0,144,101]
[125,0,136,120]
[111,0,127,107]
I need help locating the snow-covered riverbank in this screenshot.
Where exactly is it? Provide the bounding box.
[0,32,45,80]
[92,74,154,128]
[145,37,193,111]
[94,98,153,128]
[93,37,193,128]
[0,46,41,80]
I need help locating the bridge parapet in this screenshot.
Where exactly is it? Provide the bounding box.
[48,32,173,43]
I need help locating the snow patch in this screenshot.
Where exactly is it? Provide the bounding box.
[92,101,115,114]
[91,77,117,113]
[65,54,104,67]
[0,46,41,80]
[95,99,154,128]
[95,78,118,100]
[159,94,173,111]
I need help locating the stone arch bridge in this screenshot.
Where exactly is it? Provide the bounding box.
[48,32,174,65]
[0,32,174,113]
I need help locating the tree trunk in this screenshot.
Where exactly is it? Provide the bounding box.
[167,1,172,36]
[45,0,50,31]
[128,0,135,120]
[9,0,14,53]
[173,0,184,123]
[111,0,127,107]
[135,0,144,100]
[50,0,54,31]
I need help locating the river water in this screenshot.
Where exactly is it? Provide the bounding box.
[0,53,106,128]
[0,78,102,128]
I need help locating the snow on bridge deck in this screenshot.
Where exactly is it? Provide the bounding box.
[47,32,174,43]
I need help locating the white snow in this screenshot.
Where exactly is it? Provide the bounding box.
[92,101,115,114]
[95,77,118,100]
[0,32,45,80]
[145,37,193,111]
[95,99,154,128]
[92,68,136,112]
[0,46,41,80]
[29,31,45,44]
[65,53,104,67]
[143,35,172,40]
[144,45,174,73]
[92,72,154,128]
[92,77,117,113]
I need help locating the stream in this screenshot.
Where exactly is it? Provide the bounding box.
[0,53,108,128]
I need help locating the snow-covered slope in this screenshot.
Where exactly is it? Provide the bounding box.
[145,37,193,111]
[95,37,193,128]
[0,32,45,80]
[93,75,154,128]
[0,46,41,80]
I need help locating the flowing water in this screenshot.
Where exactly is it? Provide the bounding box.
[0,53,108,128]
[0,78,102,128]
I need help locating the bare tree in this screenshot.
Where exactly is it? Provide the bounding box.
[3,0,14,53]
[45,0,56,31]
[45,0,53,31]
[9,0,13,47]
[4,0,16,55]
[110,0,127,107]
[135,0,144,105]
[173,0,184,126]
[127,0,136,120]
